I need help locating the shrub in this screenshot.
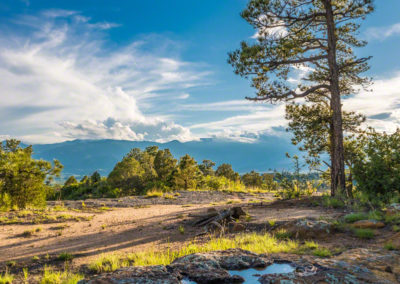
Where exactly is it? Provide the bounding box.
[352,130,400,203]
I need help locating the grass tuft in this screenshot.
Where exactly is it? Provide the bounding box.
[57,252,74,261]
[40,266,83,284]
[344,212,368,223]
[354,228,375,239]
[0,271,14,284]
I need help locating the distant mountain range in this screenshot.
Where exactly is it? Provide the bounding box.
[26,136,298,178]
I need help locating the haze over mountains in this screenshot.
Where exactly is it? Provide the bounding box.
[27,136,298,178]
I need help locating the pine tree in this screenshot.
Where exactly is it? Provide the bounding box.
[229,0,373,196]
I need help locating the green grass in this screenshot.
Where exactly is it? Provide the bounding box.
[384,242,396,251]
[344,212,368,223]
[392,225,400,232]
[274,228,293,240]
[313,248,332,257]
[178,225,185,234]
[57,252,74,261]
[354,228,375,239]
[89,232,302,273]
[40,266,83,284]
[268,220,276,226]
[322,196,345,209]
[0,271,14,284]
[145,190,163,198]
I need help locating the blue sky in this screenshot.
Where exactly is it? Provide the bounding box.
[0,0,400,144]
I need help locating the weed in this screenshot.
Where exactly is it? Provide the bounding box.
[101,224,107,230]
[5,261,16,267]
[88,254,127,273]
[57,252,74,261]
[21,229,35,238]
[268,220,276,227]
[322,196,345,209]
[32,256,40,261]
[384,242,396,251]
[0,271,14,284]
[145,190,163,198]
[40,265,83,284]
[35,227,43,232]
[392,225,400,232]
[23,268,29,283]
[245,214,252,222]
[313,248,332,257]
[178,225,185,234]
[163,193,176,200]
[354,228,375,239]
[274,229,293,240]
[344,213,368,223]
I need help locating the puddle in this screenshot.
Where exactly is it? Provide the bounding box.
[228,263,295,283]
[181,279,197,284]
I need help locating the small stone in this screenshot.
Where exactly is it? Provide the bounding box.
[385,266,393,273]
[228,222,246,233]
[352,220,385,229]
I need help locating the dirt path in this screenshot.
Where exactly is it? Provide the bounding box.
[0,191,387,273]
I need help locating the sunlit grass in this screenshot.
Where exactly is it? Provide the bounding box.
[88,232,305,273]
[40,266,83,284]
[0,271,14,284]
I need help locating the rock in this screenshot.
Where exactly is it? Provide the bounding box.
[386,233,400,250]
[228,222,245,233]
[386,203,400,216]
[79,265,181,284]
[81,249,399,284]
[207,208,218,214]
[352,220,385,229]
[281,218,332,239]
[169,249,269,283]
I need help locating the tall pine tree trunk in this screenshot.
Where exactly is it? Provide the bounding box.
[324,0,346,197]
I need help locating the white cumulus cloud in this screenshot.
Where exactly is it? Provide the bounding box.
[0,10,208,143]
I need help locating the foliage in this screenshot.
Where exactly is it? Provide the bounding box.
[241,170,263,188]
[40,266,83,284]
[275,155,318,199]
[229,0,374,196]
[0,139,63,209]
[215,163,240,181]
[174,154,201,190]
[344,212,368,223]
[354,228,375,239]
[352,129,400,203]
[0,271,14,284]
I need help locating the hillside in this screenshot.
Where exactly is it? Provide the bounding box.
[30,136,297,178]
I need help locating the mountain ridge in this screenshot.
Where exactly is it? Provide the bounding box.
[23,136,298,178]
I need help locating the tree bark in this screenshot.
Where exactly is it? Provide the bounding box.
[324,0,347,196]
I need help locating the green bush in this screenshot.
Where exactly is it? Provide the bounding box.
[352,130,400,203]
[344,213,368,223]
[0,140,63,209]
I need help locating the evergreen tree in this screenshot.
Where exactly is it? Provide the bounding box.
[174,154,200,190]
[215,163,240,181]
[199,159,216,176]
[0,139,63,209]
[229,0,373,196]
[64,176,78,187]
[154,149,177,184]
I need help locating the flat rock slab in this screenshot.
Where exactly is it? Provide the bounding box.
[80,248,400,284]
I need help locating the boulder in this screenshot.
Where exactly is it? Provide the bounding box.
[352,220,385,229]
[281,218,332,239]
[228,222,246,233]
[79,265,181,284]
[386,233,400,250]
[386,203,400,216]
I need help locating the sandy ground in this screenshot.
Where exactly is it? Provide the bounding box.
[0,191,393,276]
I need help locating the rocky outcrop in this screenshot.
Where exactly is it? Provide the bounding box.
[79,248,400,284]
[280,218,332,239]
[352,219,385,229]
